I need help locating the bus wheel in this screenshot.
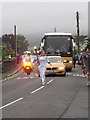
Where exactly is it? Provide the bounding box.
[63,70,66,77]
[63,73,66,77]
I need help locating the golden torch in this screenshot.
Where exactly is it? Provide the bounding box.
[34,46,40,65]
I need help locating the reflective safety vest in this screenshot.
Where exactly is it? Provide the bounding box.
[25,55,32,62]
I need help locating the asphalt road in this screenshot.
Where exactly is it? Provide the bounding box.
[1,65,88,118]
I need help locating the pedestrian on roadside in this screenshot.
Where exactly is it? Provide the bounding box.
[77,54,80,65]
[17,54,20,64]
[80,50,86,77]
[73,54,76,68]
[85,48,90,87]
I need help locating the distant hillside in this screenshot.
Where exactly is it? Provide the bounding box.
[26,35,88,44]
[25,34,42,49]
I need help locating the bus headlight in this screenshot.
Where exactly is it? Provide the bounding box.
[69,61,72,63]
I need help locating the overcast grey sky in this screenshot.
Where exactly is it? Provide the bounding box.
[2,2,88,38]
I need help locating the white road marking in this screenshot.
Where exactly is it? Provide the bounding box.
[22,77,29,79]
[31,86,44,94]
[0,98,23,109]
[30,76,34,79]
[47,79,53,85]
[76,74,80,76]
[35,73,38,77]
[17,77,21,79]
[72,74,84,77]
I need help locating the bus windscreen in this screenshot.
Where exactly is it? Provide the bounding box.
[44,36,72,56]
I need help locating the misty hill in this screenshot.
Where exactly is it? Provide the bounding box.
[25,34,88,50]
[25,34,42,49]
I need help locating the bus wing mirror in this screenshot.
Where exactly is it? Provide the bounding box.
[41,38,45,47]
[48,61,50,64]
[41,42,44,47]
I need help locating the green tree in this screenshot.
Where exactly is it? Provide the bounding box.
[0,45,6,60]
[17,35,29,55]
[2,34,15,57]
[2,34,29,57]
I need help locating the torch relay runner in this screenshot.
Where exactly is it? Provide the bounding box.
[34,46,50,86]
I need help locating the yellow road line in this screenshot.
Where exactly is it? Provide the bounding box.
[0,69,24,83]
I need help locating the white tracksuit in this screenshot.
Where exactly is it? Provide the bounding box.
[39,56,47,85]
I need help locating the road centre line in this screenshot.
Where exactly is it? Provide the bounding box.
[0,98,23,110]
[47,79,53,85]
[31,86,44,94]
[31,79,53,94]
[0,79,53,109]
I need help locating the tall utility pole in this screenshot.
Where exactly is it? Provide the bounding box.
[54,27,56,32]
[76,11,80,54]
[14,25,17,57]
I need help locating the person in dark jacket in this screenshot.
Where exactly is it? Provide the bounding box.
[73,55,76,68]
[86,48,90,86]
[80,50,86,77]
